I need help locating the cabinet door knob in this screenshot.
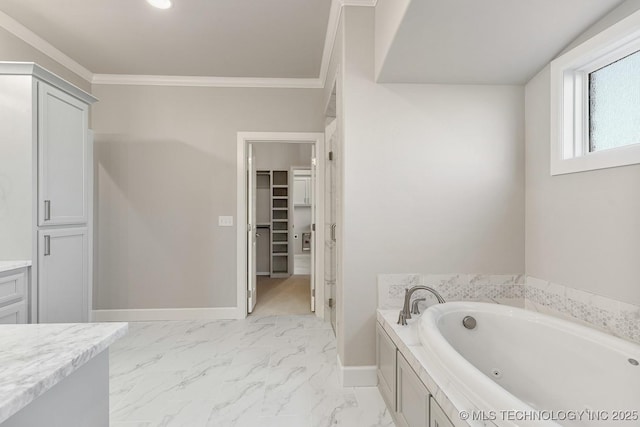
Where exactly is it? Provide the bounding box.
[44,235,51,256]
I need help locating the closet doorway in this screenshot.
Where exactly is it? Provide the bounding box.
[236,132,325,318]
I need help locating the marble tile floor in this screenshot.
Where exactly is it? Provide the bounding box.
[109,315,395,427]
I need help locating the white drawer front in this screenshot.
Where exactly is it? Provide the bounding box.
[0,269,26,306]
[0,301,27,324]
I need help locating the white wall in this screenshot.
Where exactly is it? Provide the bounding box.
[374,0,411,80]
[525,1,640,306]
[91,84,323,310]
[254,143,311,171]
[340,7,525,366]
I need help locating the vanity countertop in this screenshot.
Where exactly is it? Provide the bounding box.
[0,322,127,423]
[0,261,32,274]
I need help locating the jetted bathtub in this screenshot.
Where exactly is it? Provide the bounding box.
[418,302,640,427]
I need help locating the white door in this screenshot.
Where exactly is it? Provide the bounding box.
[247,144,258,313]
[310,148,317,312]
[325,119,338,332]
[38,82,89,226]
[38,228,88,323]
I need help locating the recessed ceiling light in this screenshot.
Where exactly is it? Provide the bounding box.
[146,0,172,9]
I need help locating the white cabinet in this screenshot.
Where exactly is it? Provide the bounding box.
[293,176,311,205]
[38,228,88,323]
[396,352,430,427]
[0,267,29,324]
[430,397,454,427]
[0,269,26,307]
[376,320,455,427]
[0,63,96,324]
[377,323,397,411]
[38,82,89,226]
[0,301,27,324]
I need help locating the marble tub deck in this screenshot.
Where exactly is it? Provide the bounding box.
[109,315,395,427]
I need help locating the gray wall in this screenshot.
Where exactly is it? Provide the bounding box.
[254,143,311,171]
[340,7,525,366]
[0,27,91,92]
[91,84,323,309]
[524,1,640,306]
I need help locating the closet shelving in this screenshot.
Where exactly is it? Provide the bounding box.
[255,170,291,278]
[270,170,290,278]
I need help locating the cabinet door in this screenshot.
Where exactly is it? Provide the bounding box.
[0,269,26,306]
[397,352,430,427]
[38,82,89,226]
[38,228,88,323]
[0,301,27,324]
[376,322,397,412]
[293,177,307,205]
[430,397,454,427]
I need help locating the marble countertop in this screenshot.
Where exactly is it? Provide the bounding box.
[0,261,32,274]
[0,322,128,423]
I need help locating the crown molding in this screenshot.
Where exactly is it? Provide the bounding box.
[318,0,343,87]
[319,0,377,87]
[0,0,378,89]
[0,11,93,82]
[92,73,323,89]
[0,62,97,103]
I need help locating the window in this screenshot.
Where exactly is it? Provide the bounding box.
[589,50,640,152]
[550,10,640,175]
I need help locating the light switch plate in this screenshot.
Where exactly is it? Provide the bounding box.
[218,216,233,227]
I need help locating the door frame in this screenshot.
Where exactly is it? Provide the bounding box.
[236,132,325,319]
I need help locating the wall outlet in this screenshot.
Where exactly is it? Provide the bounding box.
[218,216,233,227]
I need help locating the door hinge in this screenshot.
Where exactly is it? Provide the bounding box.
[328,151,334,161]
[311,157,317,166]
[248,289,253,299]
[328,298,334,308]
[311,223,316,232]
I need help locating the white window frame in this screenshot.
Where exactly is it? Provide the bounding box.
[550,9,640,176]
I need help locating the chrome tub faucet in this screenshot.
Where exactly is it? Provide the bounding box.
[398,286,446,325]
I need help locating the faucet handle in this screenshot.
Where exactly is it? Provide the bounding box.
[411,298,426,314]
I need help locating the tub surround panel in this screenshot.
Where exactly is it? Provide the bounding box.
[376,310,497,427]
[377,274,525,311]
[378,274,639,344]
[0,322,127,423]
[0,261,32,274]
[525,276,640,344]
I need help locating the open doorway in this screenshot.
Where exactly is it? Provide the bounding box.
[236,132,324,319]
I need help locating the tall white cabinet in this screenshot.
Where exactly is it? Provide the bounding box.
[0,63,97,323]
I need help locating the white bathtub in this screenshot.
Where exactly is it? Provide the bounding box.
[418,302,640,427]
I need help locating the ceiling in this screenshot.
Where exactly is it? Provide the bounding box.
[0,0,331,78]
[377,0,626,84]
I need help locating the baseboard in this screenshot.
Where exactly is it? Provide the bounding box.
[92,307,244,322]
[337,354,378,387]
